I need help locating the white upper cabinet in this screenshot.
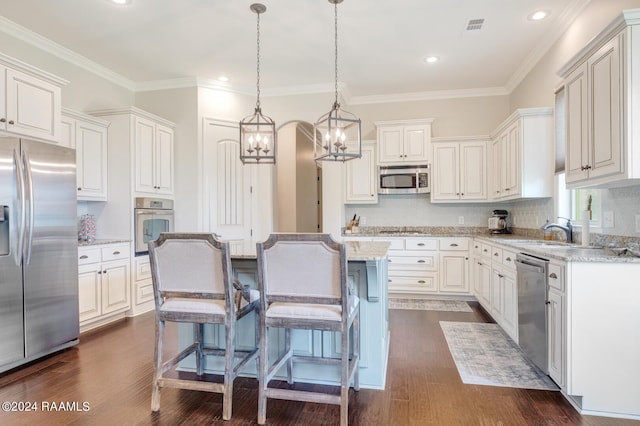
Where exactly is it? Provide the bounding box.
[0,53,66,142]
[559,11,640,188]
[62,109,109,201]
[345,141,377,204]
[134,116,174,195]
[489,108,553,201]
[376,119,433,165]
[431,137,488,203]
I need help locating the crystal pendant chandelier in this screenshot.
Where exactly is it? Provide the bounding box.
[314,0,361,162]
[239,3,276,164]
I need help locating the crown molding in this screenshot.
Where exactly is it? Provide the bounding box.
[0,16,136,91]
[351,86,509,105]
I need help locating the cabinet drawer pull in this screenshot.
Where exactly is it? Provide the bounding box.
[418,280,426,284]
[417,243,425,246]
[498,274,504,278]
[113,250,121,255]
[417,260,426,263]
[450,243,459,247]
[483,248,488,252]
[79,255,89,260]
[493,252,499,256]
[549,272,558,279]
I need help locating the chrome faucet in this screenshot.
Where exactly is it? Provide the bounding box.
[542,217,573,243]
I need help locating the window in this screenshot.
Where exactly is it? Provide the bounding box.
[555,173,601,228]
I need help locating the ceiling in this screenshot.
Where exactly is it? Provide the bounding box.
[0,0,589,103]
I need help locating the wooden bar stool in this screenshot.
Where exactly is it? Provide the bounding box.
[148,232,259,420]
[256,233,360,426]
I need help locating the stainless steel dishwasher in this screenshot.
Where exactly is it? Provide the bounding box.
[515,252,549,373]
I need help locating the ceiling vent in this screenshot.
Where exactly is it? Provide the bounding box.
[465,18,485,31]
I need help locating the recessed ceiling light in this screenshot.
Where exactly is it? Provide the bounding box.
[110,0,132,5]
[424,56,439,64]
[528,10,549,21]
[218,75,229,82]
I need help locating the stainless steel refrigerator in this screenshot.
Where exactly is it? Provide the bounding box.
[0,137,79,373]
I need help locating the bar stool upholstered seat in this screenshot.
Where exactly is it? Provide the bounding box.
[148,232,259,421]
[256,233,360,426]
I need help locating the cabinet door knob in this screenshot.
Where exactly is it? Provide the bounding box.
[498,273,504,278]
[0,118,6,123]
[8,120,15,125]
[98,271,102,274]
[77,187,82,191]
[549,272,558,279]
[103,270,107,274]
[505,257,512,262]
[494,252,499,256]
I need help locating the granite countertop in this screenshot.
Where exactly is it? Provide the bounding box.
[474,236,640,264]
[78,239,131,247]
[229,240,390,261]
[342,226,640,263]
[345,241,390,261]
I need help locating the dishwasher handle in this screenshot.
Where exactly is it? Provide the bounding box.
[514,259,545,274]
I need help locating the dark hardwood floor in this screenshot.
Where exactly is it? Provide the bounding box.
[0,305,637,425]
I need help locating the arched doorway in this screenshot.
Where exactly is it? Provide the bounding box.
[275,121,322,233]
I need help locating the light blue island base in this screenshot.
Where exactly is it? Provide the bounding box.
[177,241,390,390]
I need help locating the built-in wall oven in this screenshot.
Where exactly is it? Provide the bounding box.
[134,197,174,255]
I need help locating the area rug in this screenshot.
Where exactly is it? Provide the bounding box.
[388,298,473,312]
[439,321,559,391]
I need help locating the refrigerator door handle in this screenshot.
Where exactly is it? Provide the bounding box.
[13,148,26,266]
[22,150,34,265]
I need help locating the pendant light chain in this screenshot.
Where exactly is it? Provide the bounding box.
[256,9,261,110]
[314,0,362,162]
[333,0,339,107]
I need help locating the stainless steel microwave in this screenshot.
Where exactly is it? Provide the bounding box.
[378,165,430,194]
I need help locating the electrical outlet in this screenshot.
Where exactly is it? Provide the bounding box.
[360,216,367,225]
[603,211,614,228]
[458,216,464,225]
[636,214,640,233]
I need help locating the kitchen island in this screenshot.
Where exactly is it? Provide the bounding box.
[177,240,390,389]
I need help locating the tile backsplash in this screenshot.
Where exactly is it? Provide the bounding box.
[345,184,640,245]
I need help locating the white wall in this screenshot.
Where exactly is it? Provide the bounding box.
[2,0,639,239]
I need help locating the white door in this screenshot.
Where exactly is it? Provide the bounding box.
[205,132,252,242]
[204,119,274,252]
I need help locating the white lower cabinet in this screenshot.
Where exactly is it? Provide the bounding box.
[78,243,131,332]
[382,237,438,294]
[375,236,471,296]
[547,260,565,388]
[439,238,470,293]
[130,255,155,315]
[472,239,518,342]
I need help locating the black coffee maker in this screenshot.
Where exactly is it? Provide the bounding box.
[488,209,510,234]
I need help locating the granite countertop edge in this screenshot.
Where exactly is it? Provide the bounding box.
[78,239,131,247]
[341,228,640,263]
